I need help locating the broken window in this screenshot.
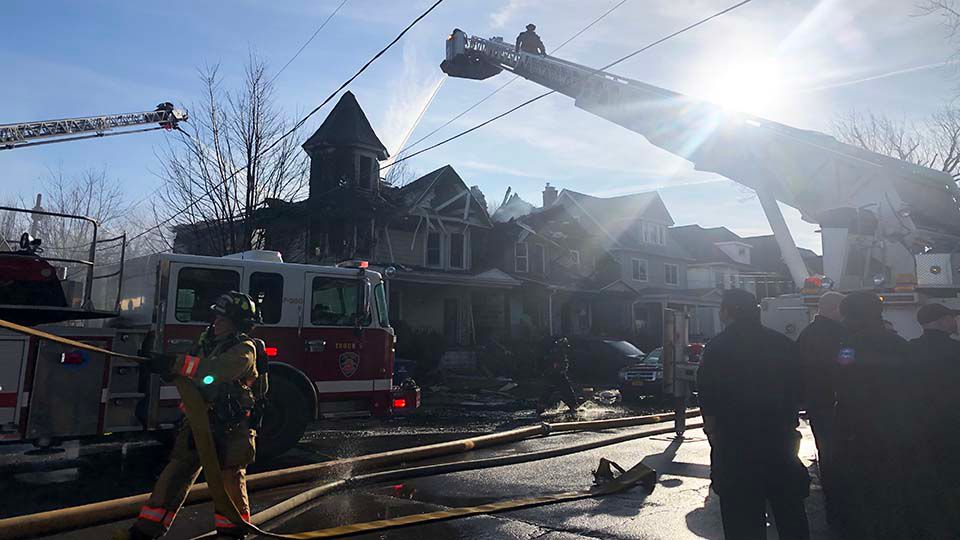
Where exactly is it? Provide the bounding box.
[426,232,442,267]
[569,250,580,268]
[358,155,374,190]
[449,232,465,269]
[531,244,545,274]
[515,242,528,273]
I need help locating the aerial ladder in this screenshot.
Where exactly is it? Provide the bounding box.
[0,102,188,150]
[441,30,960,301]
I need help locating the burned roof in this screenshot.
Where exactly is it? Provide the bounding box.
[302,91,388,159]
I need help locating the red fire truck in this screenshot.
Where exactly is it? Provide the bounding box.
[0,208,419,458]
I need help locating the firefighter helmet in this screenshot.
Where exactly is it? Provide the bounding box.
[210,291,262,330]
[526,23,536,30]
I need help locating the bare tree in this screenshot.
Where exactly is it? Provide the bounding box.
[156,55,308,256]
[918,1,960,50]
[834,107,960,180]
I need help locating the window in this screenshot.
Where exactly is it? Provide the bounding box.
[636,222,666,245]
[449,232,466,269]
[714,271,725,289]
[374,282,389,327]
[310,277,369,326]
[665,263,680,286]
[515,242,528,273]
[632,259,648,281]
[531,244,545,274]
[249,272,283,324]
[738,247,747,257]
[569,250,580,268]
[358,155,374,189]
[426,232,441,267]
[175,267,240,323]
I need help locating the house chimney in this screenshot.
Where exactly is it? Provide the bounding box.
[542,183,558,208]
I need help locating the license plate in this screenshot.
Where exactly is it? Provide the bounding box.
[632,380,646,386]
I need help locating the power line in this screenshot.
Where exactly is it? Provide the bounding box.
[122,1,348,217]
[384,0,753,170]
[128,0,446,244]
[399,0,631,156]
[271,0,350,84]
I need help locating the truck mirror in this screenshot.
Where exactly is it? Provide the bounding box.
[354,278,371,335]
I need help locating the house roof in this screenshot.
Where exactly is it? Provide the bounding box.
[302,91,388,159]
[670,225,752,267]
[553,189,691,259]
[394,165,492,227]
[742,235,823,275]
[492,193,535,222]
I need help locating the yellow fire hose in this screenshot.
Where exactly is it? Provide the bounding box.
[0,318,697,539]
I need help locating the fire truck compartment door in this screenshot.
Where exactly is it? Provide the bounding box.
[27,338,108,439]
[0,338,27,429]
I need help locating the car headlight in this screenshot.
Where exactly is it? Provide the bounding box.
[655,370,663,379]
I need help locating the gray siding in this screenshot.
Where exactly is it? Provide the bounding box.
[615,249,688,289]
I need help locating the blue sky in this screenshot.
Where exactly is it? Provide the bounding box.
[2,0,957,252]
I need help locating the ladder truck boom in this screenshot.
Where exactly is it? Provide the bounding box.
[0,102,188,150]
[442,29,960,291]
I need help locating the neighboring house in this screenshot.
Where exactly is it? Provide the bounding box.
[670,225,823,339]
[531,186,720,351]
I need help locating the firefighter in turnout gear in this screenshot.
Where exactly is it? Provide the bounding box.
[515,23,546,55]
[536,337,579,415]
[123,292,262,539]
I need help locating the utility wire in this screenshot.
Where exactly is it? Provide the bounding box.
[384,0,752,170]
[271,0,350,84]
[124,2,347,217]
[127,0,446,244]
[399,0,631,156]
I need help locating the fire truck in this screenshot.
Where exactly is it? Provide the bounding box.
[0,105,418,458]
[0,218,418,458]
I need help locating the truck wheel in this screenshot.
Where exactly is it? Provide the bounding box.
[256,376,310,460]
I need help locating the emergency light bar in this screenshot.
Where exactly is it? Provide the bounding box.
[336,260,369,269]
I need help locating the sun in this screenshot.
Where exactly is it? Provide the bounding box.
[702,58,785,116]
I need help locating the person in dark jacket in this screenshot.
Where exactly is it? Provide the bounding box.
[794,291,845,526]
[536,337,578,414]
[833,291,912,539]
[698,289,810,540]
[908,302,960,536]
[515,23,546,55]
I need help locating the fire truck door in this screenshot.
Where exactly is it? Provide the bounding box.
[302,273,375,397]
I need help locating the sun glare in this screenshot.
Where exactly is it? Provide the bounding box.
[703,59,785,116]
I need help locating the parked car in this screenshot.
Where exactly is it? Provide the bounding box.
[618,343,704,398]
[566,337,645,384]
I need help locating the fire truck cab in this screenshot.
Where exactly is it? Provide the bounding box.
[1,228,418,458]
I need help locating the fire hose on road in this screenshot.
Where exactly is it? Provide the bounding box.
[0,318,700,539]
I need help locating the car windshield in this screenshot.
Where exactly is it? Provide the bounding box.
[602,340,643,357]
[644,349,663,365]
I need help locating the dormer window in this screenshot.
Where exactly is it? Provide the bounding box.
[636,221,666,246]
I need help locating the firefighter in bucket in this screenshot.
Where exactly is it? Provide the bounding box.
[121,291,263,539]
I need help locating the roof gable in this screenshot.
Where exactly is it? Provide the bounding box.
[397,165,492,228]
[302,91,388,159]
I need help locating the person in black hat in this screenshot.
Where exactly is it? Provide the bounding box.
[908,302,960,536]
[833,291,913,538]
[698,289,809,539]
[515,23,546,55]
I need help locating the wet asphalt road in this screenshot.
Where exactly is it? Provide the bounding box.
[0,397,670,520]
[44,418,830,540]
